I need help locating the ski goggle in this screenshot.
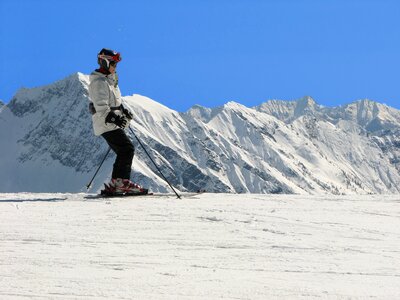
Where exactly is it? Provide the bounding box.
[98,52,122,63]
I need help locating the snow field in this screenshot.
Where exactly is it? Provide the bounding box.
[0,193,399,299]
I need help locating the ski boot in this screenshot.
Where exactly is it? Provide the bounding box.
[101,178,148,196]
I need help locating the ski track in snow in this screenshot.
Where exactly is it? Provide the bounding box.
[0,193,399,299]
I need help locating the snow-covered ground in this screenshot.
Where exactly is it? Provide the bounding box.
[0,193,399,299]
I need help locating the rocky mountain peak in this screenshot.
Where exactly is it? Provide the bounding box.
[293,96,318,118]
[185,104,212,123]
[326,99,400,134]
[254,96,318,123]
[7,72,88,118]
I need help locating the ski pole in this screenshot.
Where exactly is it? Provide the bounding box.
[128,126,181,199]
[86,147,112,190]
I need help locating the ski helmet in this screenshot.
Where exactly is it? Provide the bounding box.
[97,48,122,70]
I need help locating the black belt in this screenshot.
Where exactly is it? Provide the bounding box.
[110,106,121,111]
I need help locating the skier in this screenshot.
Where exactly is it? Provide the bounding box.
[88,48,148,195]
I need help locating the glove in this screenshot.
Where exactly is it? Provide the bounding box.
[121,104,133,120]
[105,111,127,128]
[88,102,96,115]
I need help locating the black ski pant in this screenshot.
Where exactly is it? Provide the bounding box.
[101,129,135,180]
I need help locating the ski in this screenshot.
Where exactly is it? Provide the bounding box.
[85,193,154,200]
[84,192,204,200]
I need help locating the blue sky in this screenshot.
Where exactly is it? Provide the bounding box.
[1,0,399,111]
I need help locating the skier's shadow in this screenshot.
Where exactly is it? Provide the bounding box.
[0,197,67,203]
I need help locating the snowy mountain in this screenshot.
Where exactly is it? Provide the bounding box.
[1,73,400,194]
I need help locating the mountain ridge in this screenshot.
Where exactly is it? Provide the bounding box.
[1,72,400,194]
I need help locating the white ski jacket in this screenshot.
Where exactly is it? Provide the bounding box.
[88,71,124,136]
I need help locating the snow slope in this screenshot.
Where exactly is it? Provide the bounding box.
[0,193,399,299]
[1,73,400,194]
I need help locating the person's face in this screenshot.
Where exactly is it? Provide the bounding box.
[109,61,117,74]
